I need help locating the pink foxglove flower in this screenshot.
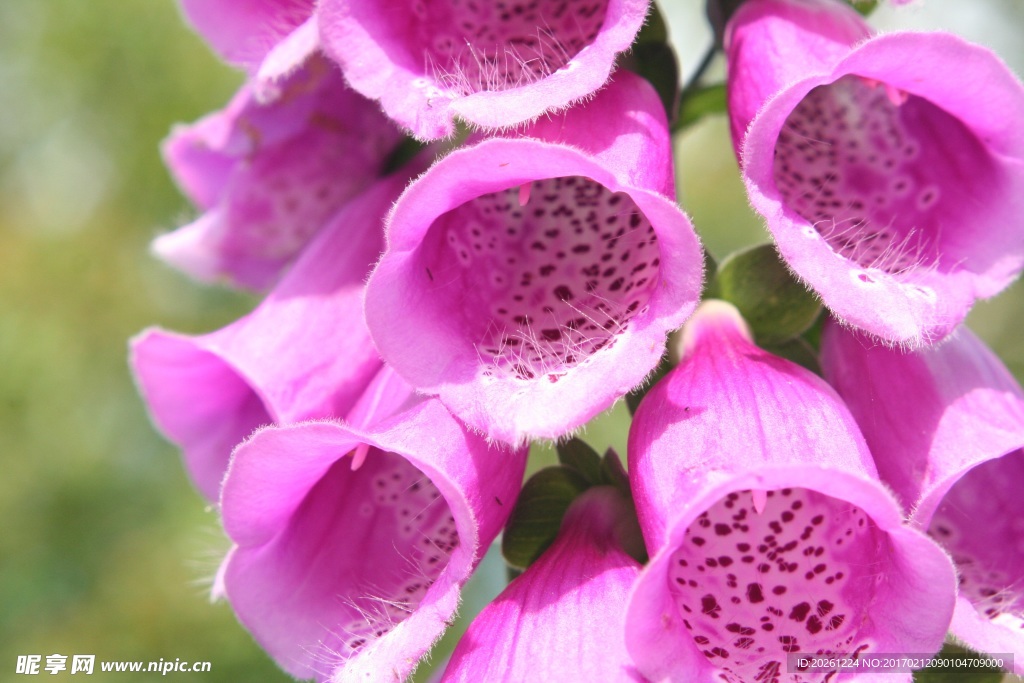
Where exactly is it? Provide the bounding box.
[217,384,527,682]
[131,174,408,501]
[318,0,651,140]
[364,72,703,444]
[822,321,1024,674]
[625,301,956,683]
[441,485,644,682]
[156,56,403,290]
[726,0,1024,346]
[179,0,318,88]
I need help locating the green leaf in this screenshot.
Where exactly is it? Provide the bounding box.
[706,244,821,345]
[911,642,1006,683]
[675,82,726,132]
[556,438,603,485]
[501,467,589,569]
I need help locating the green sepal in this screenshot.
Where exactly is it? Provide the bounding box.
[556,437,603,486]
[599,448,631,498]
[501,466,590,570]
[850,0,880,17]
[706,244,821,345]
[622,2,680,124]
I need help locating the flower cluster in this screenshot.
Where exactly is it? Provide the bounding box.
[131,0,1024,681]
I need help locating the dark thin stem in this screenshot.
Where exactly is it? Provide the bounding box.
[680,43,718,99]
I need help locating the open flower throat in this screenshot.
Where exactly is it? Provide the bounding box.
[423,175,661,381]
[928,454,1024,631]
[669,488,885,682]
[317,451,460,657]
[773,74,992,276]
[411,0,609,93]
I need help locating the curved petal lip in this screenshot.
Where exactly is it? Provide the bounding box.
[742,32,1024,345]
[625,466,955,682]
[129,327,277,500]
[220,405,525,681]
[319,0,650,139]
[366,139,702,442]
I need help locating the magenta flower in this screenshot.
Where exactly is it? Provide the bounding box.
[726,0,1024,346]
[364,72,703,444]
[625,301,956,683]
[179,0,318,88]
[131,174,409,501]
[156,56,403,290]
[318,0,651,140]
[821,321,1024,674]
[441,486,644,682]
[217,391,527,682]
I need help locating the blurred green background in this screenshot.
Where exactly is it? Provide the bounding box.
[0,1,1021,682]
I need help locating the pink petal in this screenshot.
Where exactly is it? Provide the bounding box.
[131,174,406,500]
[625,301,956,682]
[255,17,321,96]
[218,400,528,682]
[725,0,871,155]
[822,321,1024,673]
[441,486,644,682]
[728,0,1024,345]
[156,57,404,290]
[179,0,315,76]
[364,73,703,444]
[319,0,651,140]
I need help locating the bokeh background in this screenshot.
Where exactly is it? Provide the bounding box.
[0,1,1021,681]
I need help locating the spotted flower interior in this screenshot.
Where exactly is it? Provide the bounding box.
[417,176,660,381]
[405,0,608,94]
[773,74,997,280]
[927,451,1024,632]
[669,488,889,682]
[224,128,369,263]
[288,450,458,667]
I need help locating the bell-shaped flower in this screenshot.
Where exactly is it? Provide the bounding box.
[130,173,409,501]
[821,320,1024,675]
[156,55,404,290]
[364,72,703,445]
[441,485,644,682]
[216,380,528,682]
[726,0,1024,346]
[318,0,651,140]
[179,0,319,89]
[625,301,956,683]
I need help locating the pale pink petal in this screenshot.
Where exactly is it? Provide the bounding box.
[727,0,1024,345]
[319,0,651,140]
[218,400,528,681]
[822,321,1024,673]
[131,174,407,500]
[364,73,702,444]
[625,301,956,682]
[442,486,644,682]
[156,58,404,290]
